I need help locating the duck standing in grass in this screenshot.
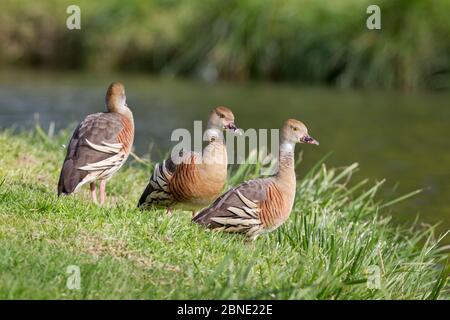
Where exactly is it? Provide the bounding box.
[193,119,318,240]
[138,106,238,216]
[57,82,134,205]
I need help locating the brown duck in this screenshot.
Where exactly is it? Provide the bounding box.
[57,82,134,204]
[193,119,318,240]
[138,106,238,216]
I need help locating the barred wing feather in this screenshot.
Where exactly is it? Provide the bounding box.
[193,179,272,238]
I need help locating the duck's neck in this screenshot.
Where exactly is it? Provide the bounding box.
[109,103,134,127]
[202,128,227,165]
[121,106,134,127]
[275,141,296,188]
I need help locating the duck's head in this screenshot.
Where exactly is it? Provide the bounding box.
[282,118,319,146]
[106,82,127,113]
[208,106,238,132]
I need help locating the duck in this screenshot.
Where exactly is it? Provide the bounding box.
[192,119,318,240]
[57,82,134,205]
[137,106,238,216]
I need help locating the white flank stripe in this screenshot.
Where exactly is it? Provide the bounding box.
[236,190,258,209]
[153,163,160,181]
[227,206,252,218]
[102,141,123,149]
[78,153,124,171]
[161,160,173,179]
[150,180,159,190]
[224,226,247,233]
[211,217,261,226]
[156,171,167,188]
[247,225,262,236]
[242,206,259,218]
[85,139,122,154]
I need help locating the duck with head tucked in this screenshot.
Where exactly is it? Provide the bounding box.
[193,119,318,240]
[138,106,238,216]
[57,82,134,205]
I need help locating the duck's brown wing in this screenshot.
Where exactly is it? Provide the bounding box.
[193,178,274,238]
[137,156,177,208]
[137,150,198,209]
[57,112,126,195]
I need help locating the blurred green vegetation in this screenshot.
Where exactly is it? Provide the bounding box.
[1,0,449,90]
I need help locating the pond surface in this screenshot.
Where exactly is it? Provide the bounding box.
[1,70,449,243]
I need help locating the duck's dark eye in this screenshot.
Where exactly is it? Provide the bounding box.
[219,114,225,119]
[292,126,298,131]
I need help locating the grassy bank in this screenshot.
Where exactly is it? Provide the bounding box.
[0,127,448,299]
[1,0,450,89]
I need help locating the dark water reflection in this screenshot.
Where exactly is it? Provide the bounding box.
[1,70,449,243]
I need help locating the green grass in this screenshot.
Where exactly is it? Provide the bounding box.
[0,127,448,299]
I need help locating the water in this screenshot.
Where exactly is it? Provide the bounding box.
[1,70,449,242]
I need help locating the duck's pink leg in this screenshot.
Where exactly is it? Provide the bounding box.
[166,207,173,217]
[99,180,107,205]
[90,182,98,204]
